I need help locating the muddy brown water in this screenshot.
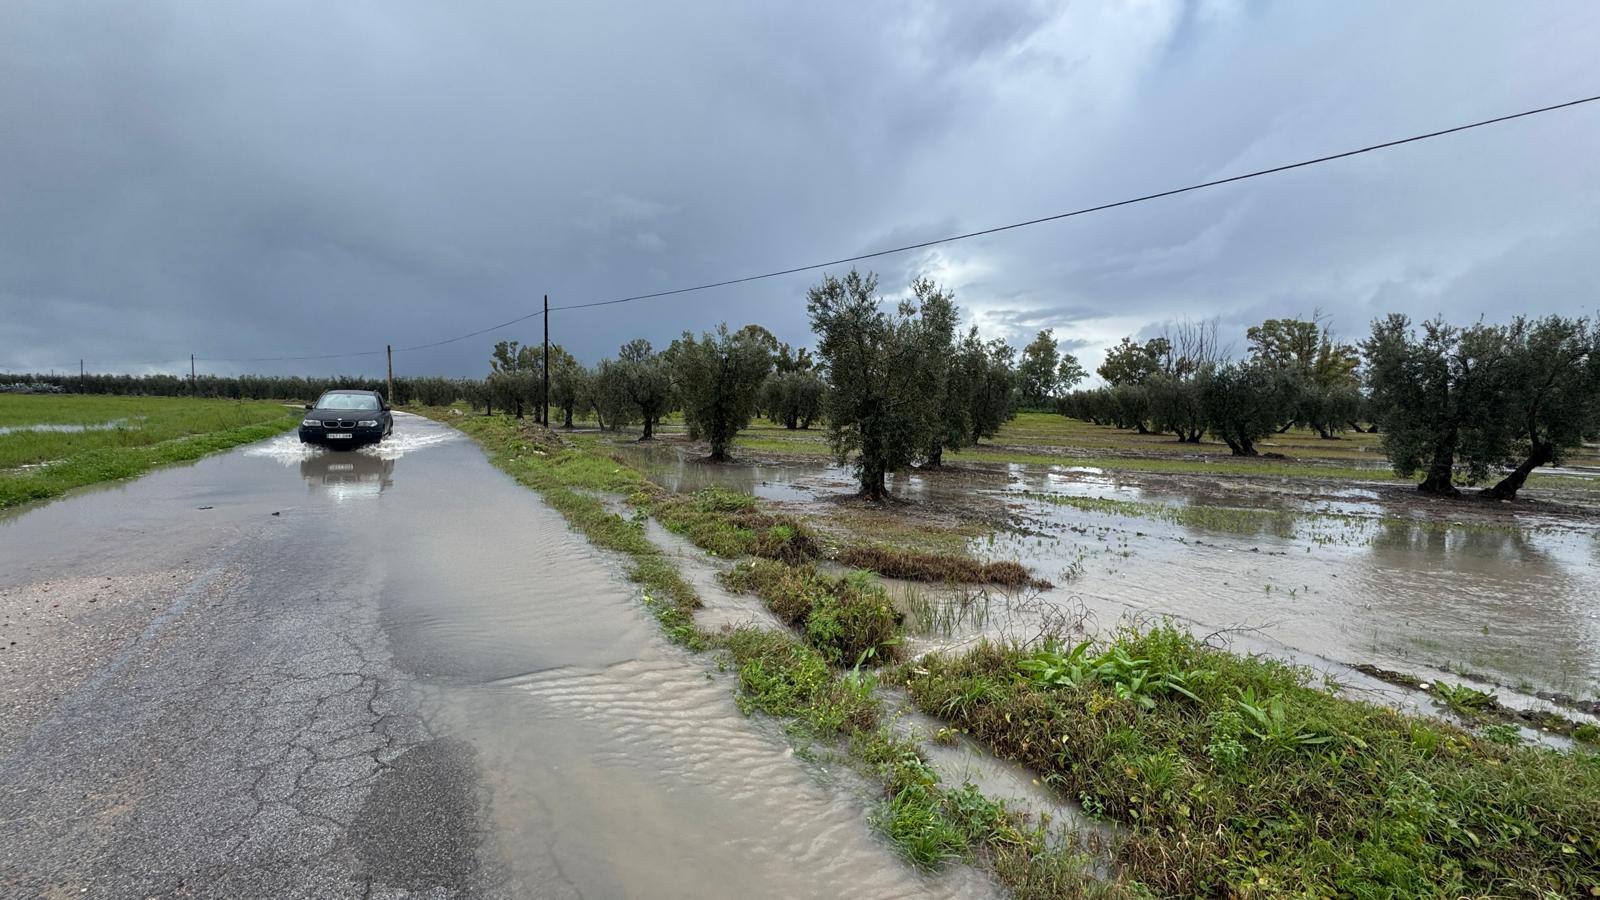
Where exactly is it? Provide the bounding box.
[616,444,1600,706]
[1,415,998,897]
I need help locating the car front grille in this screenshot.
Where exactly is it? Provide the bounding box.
[330,419,355,429]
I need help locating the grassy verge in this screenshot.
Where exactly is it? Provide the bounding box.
[722,559,902,666]
[720,627,1113,897]
[904,627,1600,896]
[649,486,822,563]
[0,396,299,509]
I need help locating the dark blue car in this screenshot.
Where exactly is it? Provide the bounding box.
[299,390,393,448]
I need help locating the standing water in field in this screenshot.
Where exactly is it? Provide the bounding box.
[619,443,1600,702]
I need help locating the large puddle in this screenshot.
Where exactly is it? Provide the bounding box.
[0,417,142,435]
[616,443,1600,703]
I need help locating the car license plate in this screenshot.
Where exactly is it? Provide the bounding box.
[327,433,352,440]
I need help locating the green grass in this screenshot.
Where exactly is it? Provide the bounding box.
[905,626,1600,897]
[0,395,299,509]
[721,626,1108,892]
[722,559,903,666]
[650,487,823,563]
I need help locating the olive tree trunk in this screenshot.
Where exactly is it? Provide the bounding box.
[1481,440,1554,501]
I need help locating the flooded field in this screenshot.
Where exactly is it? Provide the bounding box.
[615,442,1600,704]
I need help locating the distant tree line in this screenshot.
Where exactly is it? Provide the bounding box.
[0,372,467,405]
[1058,313,1600,499]
[13,280,1596,501]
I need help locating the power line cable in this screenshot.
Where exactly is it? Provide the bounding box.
[24,93,1600,367]
[551,93,1600,313]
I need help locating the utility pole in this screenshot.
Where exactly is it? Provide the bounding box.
[386,344,394,407]
[79,359,84,379]
[542,294,550,427]
[190,354,196,393]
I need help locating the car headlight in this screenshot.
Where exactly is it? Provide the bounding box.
[302,418,322,427]
[357,419,378,427]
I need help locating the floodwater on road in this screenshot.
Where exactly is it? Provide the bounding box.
[0,414,995,897]
[618,443,1600,703]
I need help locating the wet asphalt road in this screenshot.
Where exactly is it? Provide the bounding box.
[0,422,495,897]
[0,415,988,899]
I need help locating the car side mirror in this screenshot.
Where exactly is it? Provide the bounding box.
[304,404,313,410]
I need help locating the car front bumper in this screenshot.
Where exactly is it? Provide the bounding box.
[299,425,385,446]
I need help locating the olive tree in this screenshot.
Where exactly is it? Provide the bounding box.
[488,340,542,418]
[608,339,672,440]
[669,324,774,461]
[1146,373,1204,442]
[807,269,937,500]
[587,360,635,431]
[954,327,1018,445]
[1198,362,1289,456]
[1110,383,1153,434]
[1362,315,1510,495]
[760,370,826,429]
[1480,315,1600,500]
[912,278,961,466]
[548,350,588,428]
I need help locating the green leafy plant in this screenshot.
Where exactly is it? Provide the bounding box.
[1480,723,1522,746]
[1205,709,1248,772]
[1434,682,1496,716]
[1018,640,1205,710]
[1235,687,1334,752]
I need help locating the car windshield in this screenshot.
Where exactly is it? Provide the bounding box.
[317,392,380,411]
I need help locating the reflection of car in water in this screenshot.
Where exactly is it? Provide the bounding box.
[300,450,395,496]
[299,389,393,449]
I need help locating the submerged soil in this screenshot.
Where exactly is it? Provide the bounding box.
[610,436,1600,709]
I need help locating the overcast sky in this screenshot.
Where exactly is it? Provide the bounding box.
[3,1,1597,380]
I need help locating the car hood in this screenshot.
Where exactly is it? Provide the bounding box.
[308,408,382,419]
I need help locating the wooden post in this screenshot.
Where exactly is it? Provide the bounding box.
[542,294,550,427]
[386,344,395,407]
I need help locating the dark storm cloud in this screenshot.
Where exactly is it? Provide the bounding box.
[3,1,1598,381]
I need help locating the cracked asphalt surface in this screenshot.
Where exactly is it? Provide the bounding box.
[0,415,995,900]
[2,426,486,897]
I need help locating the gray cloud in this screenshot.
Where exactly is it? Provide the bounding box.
[3,1,1598,381]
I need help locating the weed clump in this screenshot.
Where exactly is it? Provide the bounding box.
[905,626,1600,896]
[722,559,901,666]
[837,544,1044,588]
[720,627,881,733]
[650,488,821,563]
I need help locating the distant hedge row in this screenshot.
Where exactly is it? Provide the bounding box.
[0,373,479,407]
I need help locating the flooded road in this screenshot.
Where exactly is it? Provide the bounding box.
[618,444,1600,702]
[0,415,993,898]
